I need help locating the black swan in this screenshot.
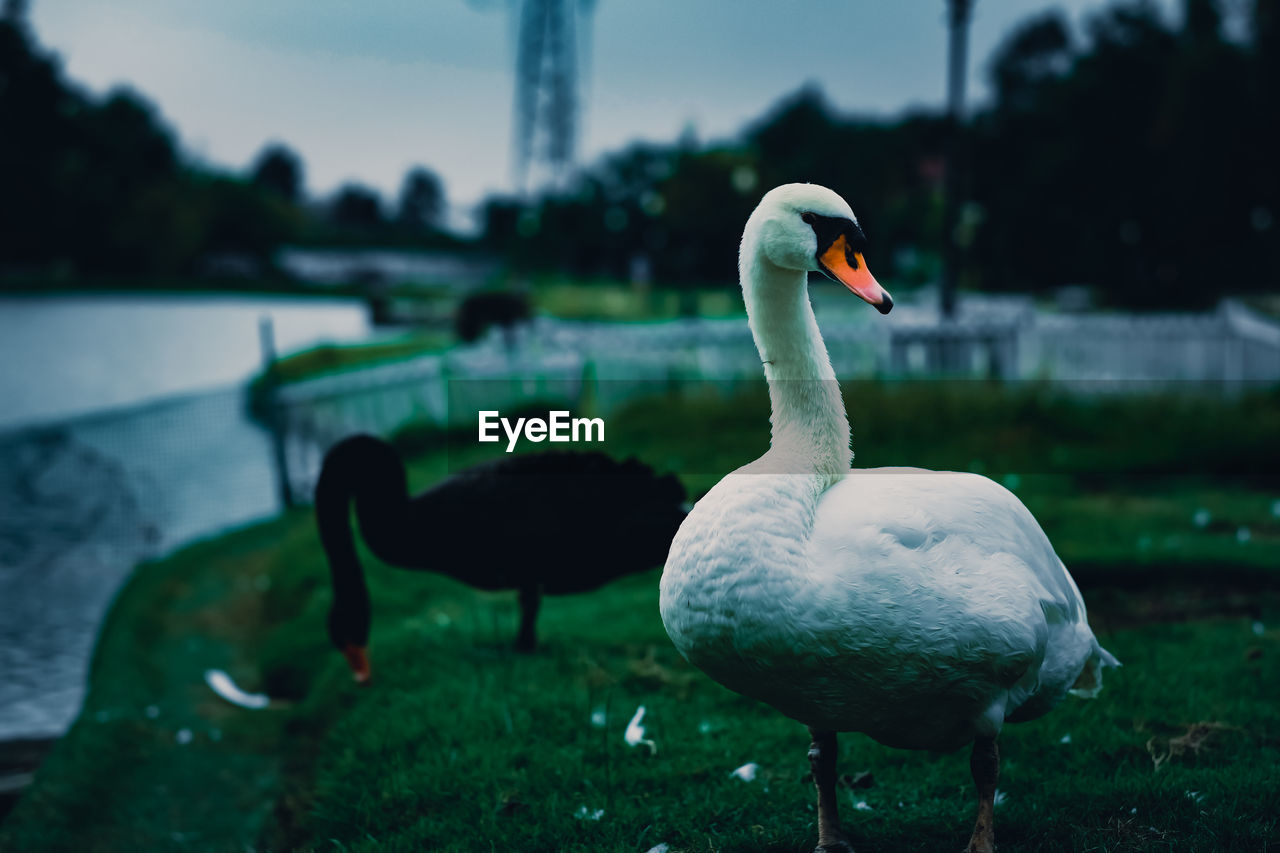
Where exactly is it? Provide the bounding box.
[315,434,687,682]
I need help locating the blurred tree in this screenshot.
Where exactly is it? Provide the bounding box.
[72,89,191,273]
[1,16,82,268]
[0,18,304,279]
[654,147,757,283]
[1255,0,1280,280]
[971,1,1217,305]
[479,196,525,255]
[83,89,179,181]
[397,167,445,231]
[330,184,384,231]
[3,0,27,23]
[968,0,1280,307]
[1258,0,1280,97]
[251,143,305,203]
[990,11,1075,110]
[455,291,531,343]
[748,84,837,181]
[196,176,302,260]
[1184,0,1224,41]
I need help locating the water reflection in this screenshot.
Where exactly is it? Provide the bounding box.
[0,293,374,430]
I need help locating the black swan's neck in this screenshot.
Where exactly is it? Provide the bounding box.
[314,434,412,649]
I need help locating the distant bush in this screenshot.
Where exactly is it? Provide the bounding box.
[454,291,531,343]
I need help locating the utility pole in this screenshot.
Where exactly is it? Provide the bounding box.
[941,0,974,321]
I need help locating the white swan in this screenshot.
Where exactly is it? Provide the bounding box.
[659,184,1119,853]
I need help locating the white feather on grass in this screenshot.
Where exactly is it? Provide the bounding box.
[624,705,656,753]
[204,669,269,710]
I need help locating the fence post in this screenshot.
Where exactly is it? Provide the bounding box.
[258,315,295,510]
[578,357,598,416]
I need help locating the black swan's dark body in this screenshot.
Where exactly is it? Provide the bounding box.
[315,434,687,672]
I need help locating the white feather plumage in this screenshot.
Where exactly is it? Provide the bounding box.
[659,184,1117,754]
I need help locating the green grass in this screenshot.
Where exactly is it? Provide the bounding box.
[4,383,1280,852]
[529,278,745,321]
[0,520,304,850]
[268,581,1280,853]
[264,333,454,386]
[4,513,1276,852]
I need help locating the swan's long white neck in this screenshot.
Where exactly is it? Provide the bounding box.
[740,235,852,483]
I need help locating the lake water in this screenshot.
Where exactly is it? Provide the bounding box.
[0,293,376,741]
[0,292,376,430]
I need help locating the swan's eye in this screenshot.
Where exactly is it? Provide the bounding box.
[800,212,817,225]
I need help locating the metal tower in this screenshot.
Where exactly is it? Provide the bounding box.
[513,0,592,192]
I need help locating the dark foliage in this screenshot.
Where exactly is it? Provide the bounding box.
[251,143,305,204]
[0,20,302,278]
[5,2,1278,306]
[968,0,1278,307]
[454,290,531,343]
[397,167,446,231]
[0,20,458,281]
[485,0,1279,307]
[328,184,385,231]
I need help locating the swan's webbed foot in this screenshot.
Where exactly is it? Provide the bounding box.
[815,841,856,853]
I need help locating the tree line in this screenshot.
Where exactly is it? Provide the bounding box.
[485,0,1280,308]
[3,1,1278,307]
[0,12,451,281]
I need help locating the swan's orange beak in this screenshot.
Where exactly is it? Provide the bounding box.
[342,644,372,685]
[820,234,893,314]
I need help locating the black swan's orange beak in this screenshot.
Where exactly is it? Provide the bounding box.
[819,234,893,314]
[342,644,372,685]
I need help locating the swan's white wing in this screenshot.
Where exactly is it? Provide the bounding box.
[805,469,1104,733]
[814,468,1084,619]
[663,467,1115,748]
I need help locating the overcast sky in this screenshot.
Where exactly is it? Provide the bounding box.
[29,0,1178,214]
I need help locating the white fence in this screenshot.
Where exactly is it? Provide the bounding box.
[1033,300,1280,384]
[263,297,1280,502]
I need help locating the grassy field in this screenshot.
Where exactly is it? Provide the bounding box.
[244,278,754,390]
[261,333,455,386]
[3,383,1279,852]
[529,278,746,321]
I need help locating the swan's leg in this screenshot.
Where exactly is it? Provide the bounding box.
[515,584,541,652]
[808,728,854,852]
[965,736,1000,853]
